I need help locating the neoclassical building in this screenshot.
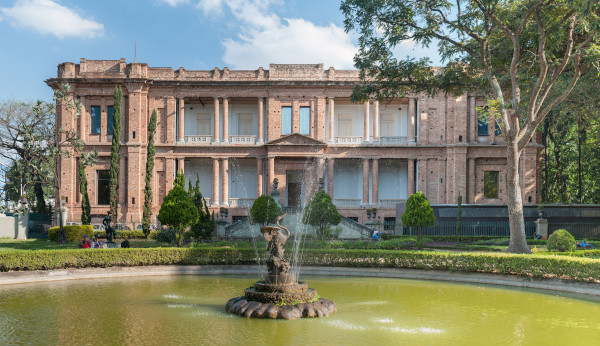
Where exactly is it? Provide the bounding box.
[47,59,541,230]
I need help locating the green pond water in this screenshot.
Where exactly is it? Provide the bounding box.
[0,275,599,345]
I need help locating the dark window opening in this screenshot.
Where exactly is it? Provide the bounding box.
[232,216,248,224]
[348,216,359,222]
[478,106,489,136]
[132,131,136,139]
[484,171,499,199]
[132,197,135,204]
[107,106,114,135]
[97,170,110,205]
[91,106,101,134]
[459,135,463,142]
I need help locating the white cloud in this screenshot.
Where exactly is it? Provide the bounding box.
[161,0,191,6]
[210,0,357,69]
[1,0,104,39]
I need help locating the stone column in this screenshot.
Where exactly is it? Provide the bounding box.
[258,98,264,144]
[222,97,229,143]
[222,158,229,206]
[373,100,379,141]
[468,96,476,142]
[256,157,264,197]
[327,158,335,197]
[364,101,370,142]
[362,158,370,205]
[213,98,220,143]
[212,158,220,206]
[328,98,335,143]
[407,159,415,196]
[408,97,416,143]
[268,157,275,190]
[372,158,379,206]
[178,98,185,143]
[101,97,107,142]
[177,158,185,174]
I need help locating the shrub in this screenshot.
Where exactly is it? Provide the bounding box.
[158,172,199,247]
[547,229,576,252]
[48,225,94,242]
[302,190,341,240]
[155,229,176,244]
[249,195,282,226]
[401,192,435,248]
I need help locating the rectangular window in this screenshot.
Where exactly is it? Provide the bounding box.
[380,113,395,137]
[281,107,292,135]
[299,107,310,135]
[384,217,396,231]
[196,113,211,135]
[97,170,110,205]
[91,106,101,134]
[495,120,502,136]
[484,171,499,199]
[107,106,114,135]
[238,113,253,135]
[337,114,353,136]
[478,106,489,136]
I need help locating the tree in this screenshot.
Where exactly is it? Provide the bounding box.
[142,109,157,239]
[78,152,97,225]
[402,192,435,249]
[188,176,215,240]
[157,172,198,247]
[0,100,54,212]
[302,190,341,240]
[249,195,283,226]
[109,86,122,225]
[342,0,600,253]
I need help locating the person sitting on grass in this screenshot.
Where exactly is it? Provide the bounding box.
[79,235,90,249]
[90,236,97,248]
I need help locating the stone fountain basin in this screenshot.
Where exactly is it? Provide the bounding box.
[244,286,317,305]
[225,296,336,320]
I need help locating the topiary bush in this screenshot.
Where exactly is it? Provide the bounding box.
[401,192,435,249]
[547,229,576,252]
[48,225,94,242]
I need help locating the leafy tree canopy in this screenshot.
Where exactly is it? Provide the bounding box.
[302,190,342,238]
[158,173,198,246]
[249,195,282,226]
[402,192,435,229]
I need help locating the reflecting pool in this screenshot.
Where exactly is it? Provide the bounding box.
[1,275,598,345]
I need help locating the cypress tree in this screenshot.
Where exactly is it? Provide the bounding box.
[142,109,157,238]
[109,86,122,224]
[78,159,91,224]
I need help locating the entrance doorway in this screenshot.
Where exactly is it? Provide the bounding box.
[286,171,304,207]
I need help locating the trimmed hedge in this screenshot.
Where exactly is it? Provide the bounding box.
[48,225,94,242]
[93,230,156,240]
[1,248,600,283]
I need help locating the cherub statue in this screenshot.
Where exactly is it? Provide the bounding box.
[261,214,291,276]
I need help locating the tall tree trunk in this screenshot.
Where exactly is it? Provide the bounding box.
[578,116,583,204]
[506,141,530,253]
[34,180,46,213]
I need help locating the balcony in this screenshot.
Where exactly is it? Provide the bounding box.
[379,199,406,208]
[334,199,361,208]
[335,136,363,144]
[185,135,212,145]
[379,136,408,145]
[229,135,256,145]
[229,198,256,208]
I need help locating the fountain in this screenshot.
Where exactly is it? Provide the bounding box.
[225,214,336,320]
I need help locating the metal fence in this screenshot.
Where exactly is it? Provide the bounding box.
[403,220,537,237]
[28,212,52,239]
[548,222,600,239]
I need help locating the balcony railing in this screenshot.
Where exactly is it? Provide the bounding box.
[334,199,361,207]
[379,136,408,145]
[185,135,212,144]
[229,135,256,145]
[335,136,363,144]
[379,199,407,207]
[229,198,256,208]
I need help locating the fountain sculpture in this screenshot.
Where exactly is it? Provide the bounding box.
[225,215,336,320]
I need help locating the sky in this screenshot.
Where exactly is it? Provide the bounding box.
[0,0,441,102]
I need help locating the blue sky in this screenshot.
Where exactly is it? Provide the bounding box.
[0,0,441,101]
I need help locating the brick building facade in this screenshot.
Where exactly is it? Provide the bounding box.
[46,59,542,229]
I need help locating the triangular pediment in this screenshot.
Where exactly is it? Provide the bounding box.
[266,134,326,146]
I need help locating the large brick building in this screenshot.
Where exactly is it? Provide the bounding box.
[46,59,541,230]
